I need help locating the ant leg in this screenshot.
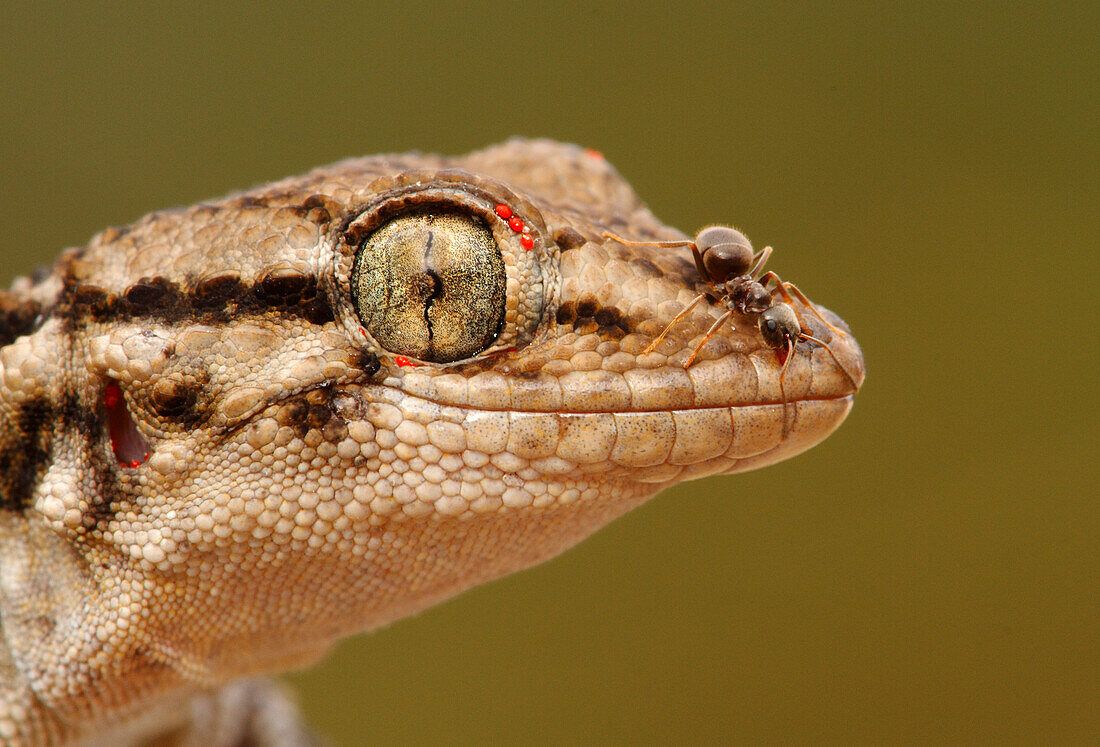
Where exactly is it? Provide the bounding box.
[778,337,794,439]
[757,271,793,302]
[601,232,694,249]
[640,293,707,355]
[683,309,735,368]
[747,245,773,278]
[759,272,844,337]
[602,232,711,283]
[783,283,845,336]
[800,333,860,391]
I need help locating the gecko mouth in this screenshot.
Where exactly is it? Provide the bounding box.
[352,383,856,482]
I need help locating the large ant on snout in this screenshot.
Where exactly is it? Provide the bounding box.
[602,226,859,425]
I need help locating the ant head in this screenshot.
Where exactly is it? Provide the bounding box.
[759,302,801,348]
[694,226,754,282]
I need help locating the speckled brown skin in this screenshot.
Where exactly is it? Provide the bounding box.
[0,139,863,745]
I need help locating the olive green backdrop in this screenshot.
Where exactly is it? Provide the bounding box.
[2,1,1094,743]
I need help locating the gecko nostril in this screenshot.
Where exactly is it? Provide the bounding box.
[104,381,150,468]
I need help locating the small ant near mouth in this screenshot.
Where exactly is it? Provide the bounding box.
[603,226,843,360]
[604,227,771,364]
[602,226,860,434]
[758,302,861,437]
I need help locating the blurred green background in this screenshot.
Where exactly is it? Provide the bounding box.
[1,1,1095,743]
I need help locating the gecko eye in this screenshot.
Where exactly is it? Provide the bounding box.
[352,210,507,363]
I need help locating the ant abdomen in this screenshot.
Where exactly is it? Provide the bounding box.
[694,226,754,282]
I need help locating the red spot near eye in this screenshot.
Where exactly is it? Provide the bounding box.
[394,355,420,368]
[128,460,141,469]
[359,328,367,337]
[585,147,605,160]
[520,234,534,250]
[104,383,121,408]
[495,203,512,219]
[507,216,524,233]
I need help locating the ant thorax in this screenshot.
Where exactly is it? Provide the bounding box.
[725,278,771,314]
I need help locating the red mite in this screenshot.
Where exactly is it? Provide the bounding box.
[520,234,534,250]
[495,203,512,219]
[507,216,524,233]
[394,355,419,368]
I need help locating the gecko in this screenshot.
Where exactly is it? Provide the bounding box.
[0,139,864,745]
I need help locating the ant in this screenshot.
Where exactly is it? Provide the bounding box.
[602,226,841,366]
[603,226,860,433]
[756,300,861,436]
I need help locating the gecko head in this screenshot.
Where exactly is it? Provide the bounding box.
[14,140,862,686]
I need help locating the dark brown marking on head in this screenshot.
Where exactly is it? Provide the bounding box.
[149,376,204,424]
[55,390,127,529]
[351,349,382,376]
[246,273,335,325]
[275,387,347,440]
[575,293,599,319]
[276,399,310,436]
[257,270,310,301]
[322,417,348,443]
[594,306,621,327]
[192,273,245,308]
[0,397,53,511]
[59,272,336,328]
[299,194,341,226]
[1,387,119,525]
[227,192,340,227]
[555,302,577,326]
[574,319,599,335]
[124,277,184,314]
[0,293,43,347]
[599,324,627,340]
[72,283,110,308]
[553,227,587,252]
[555,294,634,338]
[555,298,633,336]
[306,404,332,432]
